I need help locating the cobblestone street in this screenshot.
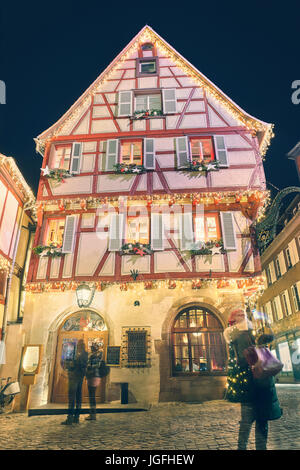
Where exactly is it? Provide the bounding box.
[0,385,299,451]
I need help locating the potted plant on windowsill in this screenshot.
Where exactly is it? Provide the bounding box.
[33,243,64,258]
[113,163,146,174]
[119,243,153,256]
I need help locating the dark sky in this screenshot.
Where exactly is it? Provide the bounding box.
[0,1,299,196]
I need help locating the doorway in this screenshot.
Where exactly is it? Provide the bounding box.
[51,310,108,404]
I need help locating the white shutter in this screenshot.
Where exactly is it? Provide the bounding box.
[151,213,164,251]
[175,136,190,168]
[220,212,237,250]
[144,138,155,169]
[179,212,194,250]
[108,213,124,251]
[214,136,228,166]
[118,91,133,117]
[70,142,82,174]
[62,215,77,253]
[105,139,119,171]
[162,89,177,114]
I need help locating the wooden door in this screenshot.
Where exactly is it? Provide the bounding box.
[51,311,108,404]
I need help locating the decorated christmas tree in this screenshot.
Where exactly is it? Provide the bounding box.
[225,342,251,403]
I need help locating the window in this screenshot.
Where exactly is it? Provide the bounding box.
[54,145,72,170]
[141,43,153,51]
[172,306,226,374]
[126,216,149,244]
[274,258,281,279]
[291,284,300,312]
[264,302,273,324]
[281,291,291,316]
[121,327,151,368]
[139,59,157,75]
[194,213,220,242]
[0,271,7,301]
[265,265,272,286]
[121,141,143,165]
[44,219,65,247]
[190,137,215,164]
[271,298,278,321]
[285,247,293,269]
[134,93,162,113]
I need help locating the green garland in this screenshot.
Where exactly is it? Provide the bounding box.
[33,244,64,258]
[131,109,163,120]
[45,169,72,183]
[188,239,225,256]
[183,160,220,175]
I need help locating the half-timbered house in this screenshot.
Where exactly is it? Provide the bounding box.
[23,26,273,406]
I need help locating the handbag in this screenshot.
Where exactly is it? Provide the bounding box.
[243,345,283,379]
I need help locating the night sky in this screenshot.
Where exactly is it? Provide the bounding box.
[0,1,299,197]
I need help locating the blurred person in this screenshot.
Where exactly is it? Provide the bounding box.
[224,308,282,450]
[61,339,88,425]
[85,342,104,421]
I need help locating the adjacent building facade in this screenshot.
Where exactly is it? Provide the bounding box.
[23,26,273,407]
[0,153,35,378]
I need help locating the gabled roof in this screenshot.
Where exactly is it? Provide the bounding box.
[287,141,300,159]
[0,153,35,205]
[34,25,274,157]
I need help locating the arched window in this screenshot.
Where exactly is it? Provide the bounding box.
[172,306,226,374]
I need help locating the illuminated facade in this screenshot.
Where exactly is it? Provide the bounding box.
[22,26,272,406]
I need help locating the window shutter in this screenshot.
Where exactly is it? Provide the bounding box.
[220,212,237,250]
[162,88,177,114]
[151,213,164,251]
[179,212,194,250]
[118,91,133,117]
[108,213,124,251]
[70,142,82,174]
[214,136,228,166]
[175,136,190,168]
[144,138,155,169]
[105,139,119,171]
[62,215,77,253]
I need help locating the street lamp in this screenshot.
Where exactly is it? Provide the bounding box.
[76,282,95,308]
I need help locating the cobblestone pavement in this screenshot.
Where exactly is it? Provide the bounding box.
[0,385,299,451]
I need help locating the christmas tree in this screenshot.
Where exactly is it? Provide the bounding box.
[225,342,252,403]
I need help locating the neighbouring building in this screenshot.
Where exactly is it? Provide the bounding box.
[287,140,300,181]
[23,26,274,407]
[257,190,300,383]
[0,153,35,379]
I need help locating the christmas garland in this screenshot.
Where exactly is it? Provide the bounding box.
[119,243,153,256]
[131,109,163,120]
[33,243,64,258]
[183,160,220,175]
[113,163,146,174]
[43,168,73,183]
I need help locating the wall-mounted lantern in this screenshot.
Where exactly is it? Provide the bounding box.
[76,282,96,308]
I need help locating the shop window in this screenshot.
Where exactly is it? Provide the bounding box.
[278,342,293,372]
[121,327,151,368]
[190,137,215,164]
[120,141,143,165]
[172,306,226,374]
[194,213,220,243]
[44,218,65,247]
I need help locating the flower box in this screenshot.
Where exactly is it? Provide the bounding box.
[183,160,220,174]
[33,244,64,258]
[113,163,146,174]
[119,243,153,256]
[131,109,163,120]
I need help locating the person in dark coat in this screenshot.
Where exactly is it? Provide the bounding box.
[85,342,104,421]
[224,308,282,450]
[61,339,88,425]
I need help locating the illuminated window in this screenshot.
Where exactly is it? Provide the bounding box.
[126,216,149,244]
[172,306,226,374]
[54,145,72,170]
[194,214,220,242]
[121,141,143,165]
[134,93,162,113]
[190,137,215,163]
[45,219,65,247]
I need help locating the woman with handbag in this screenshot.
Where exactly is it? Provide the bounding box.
[224,308,282,450]
[85,342,104,421]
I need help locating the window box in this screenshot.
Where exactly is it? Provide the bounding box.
[183,159,220,174]
[113,163,146,174]
[119,242,153,257]
[188,239,226,256]
[33,243,63,258]
[131,109,163,120]
[42,167,73,183]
